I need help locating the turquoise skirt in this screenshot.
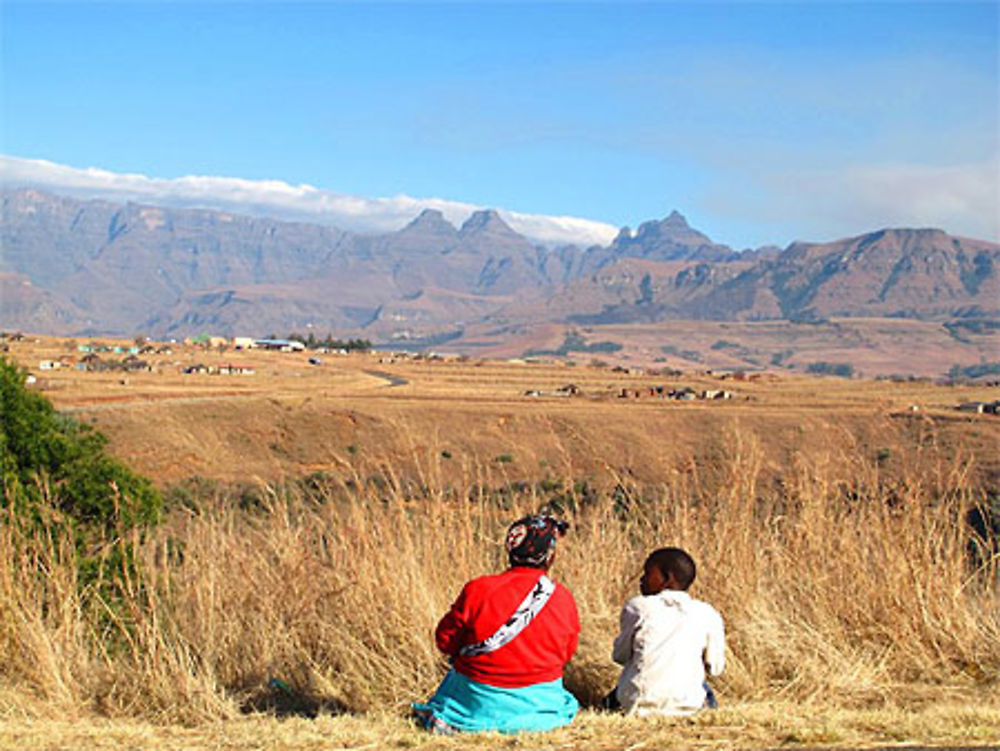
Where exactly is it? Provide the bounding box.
[413,669,578,734]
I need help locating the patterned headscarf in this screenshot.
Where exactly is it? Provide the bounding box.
[505,515,569,568]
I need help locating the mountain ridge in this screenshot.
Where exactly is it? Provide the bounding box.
[2,188,997,345]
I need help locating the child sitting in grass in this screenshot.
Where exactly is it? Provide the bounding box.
[604,547,725,716]
[412,514,580,734]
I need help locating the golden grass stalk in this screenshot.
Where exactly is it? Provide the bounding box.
[1,426,997,724]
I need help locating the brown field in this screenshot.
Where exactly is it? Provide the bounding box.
[453,316,1000,380]
[4,334,999,490]
[2,335,999,749]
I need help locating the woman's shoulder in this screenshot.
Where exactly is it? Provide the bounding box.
[462,567,543,597]
[551,578,577,601]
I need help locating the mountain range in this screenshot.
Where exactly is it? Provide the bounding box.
[2,188,998,353]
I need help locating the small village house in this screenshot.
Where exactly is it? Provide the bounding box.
[254,338,305,352]
[122,355,150,372]
[218,363,255,375]
[232,336,256,350]
[76,353,105,372]
[959,401,1000,415]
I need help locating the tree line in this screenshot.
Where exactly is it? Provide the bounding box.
[281,333,372,351]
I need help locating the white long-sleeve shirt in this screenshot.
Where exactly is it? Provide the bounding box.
[612,589,725,716]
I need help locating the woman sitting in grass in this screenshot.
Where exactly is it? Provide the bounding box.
[412,515,580,734]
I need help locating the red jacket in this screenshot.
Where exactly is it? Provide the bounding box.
[435,567,580,688]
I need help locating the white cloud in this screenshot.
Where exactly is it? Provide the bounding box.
[701,156,999,246]
[0,155,619,248]
[827,160,999,240]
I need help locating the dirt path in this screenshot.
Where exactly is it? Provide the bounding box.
[362,369,409,387]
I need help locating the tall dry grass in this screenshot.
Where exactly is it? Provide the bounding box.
[1,426,997,724]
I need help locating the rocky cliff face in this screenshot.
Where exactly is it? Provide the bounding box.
[508,229,1000,327]
[582,210,739,269]
[2,188,997,339]
[765,229,1000,318]
[0,190,574,336]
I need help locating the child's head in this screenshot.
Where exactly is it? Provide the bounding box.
[640,547,696,595]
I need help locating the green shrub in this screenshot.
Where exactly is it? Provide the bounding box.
[948,361,1000,380]
[710,339,739,351]
[806,361,854,377]
[1,357,160,579]
[523,331,622,357]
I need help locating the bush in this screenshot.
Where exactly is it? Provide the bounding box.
[806,361,854,377]
[710,339,740,351]
[523,331,622,358]
[287,333,372,351]
[1,357,160,576]
[947,361,1000,380]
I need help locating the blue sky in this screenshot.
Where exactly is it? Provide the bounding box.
[2,1,997,249]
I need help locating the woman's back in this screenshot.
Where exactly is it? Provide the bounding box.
[436,566,579,688]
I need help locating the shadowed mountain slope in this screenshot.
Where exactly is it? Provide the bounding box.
[526,228,1000,327]
[1,188,997,340]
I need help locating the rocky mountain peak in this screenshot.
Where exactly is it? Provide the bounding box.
[635,211,697,240]
[459,209,518,237]
[663,210,690,228]
[613,226,634,243]
[400,208,456,236]
[609,210,736,262]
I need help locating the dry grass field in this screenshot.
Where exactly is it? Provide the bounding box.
[5,334,999,490]
[453,316,1000,380]
[2,335,999,749]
